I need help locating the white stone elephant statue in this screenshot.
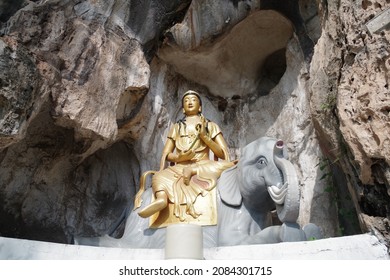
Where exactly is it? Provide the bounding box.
[75,137,321,248]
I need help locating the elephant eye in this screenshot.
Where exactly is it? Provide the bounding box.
[256,157,267,168]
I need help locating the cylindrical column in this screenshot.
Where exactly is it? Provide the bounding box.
[165,224,203,259]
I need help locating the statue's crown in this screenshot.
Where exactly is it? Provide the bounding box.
[182,90,202,106]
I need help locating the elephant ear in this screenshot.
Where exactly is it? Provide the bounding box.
[218,165,242,207]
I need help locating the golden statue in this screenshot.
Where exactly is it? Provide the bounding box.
[134,90,234,227]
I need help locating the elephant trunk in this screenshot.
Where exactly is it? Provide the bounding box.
[269,143,300,223]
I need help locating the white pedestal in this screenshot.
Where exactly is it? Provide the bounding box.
[164,224,203,259]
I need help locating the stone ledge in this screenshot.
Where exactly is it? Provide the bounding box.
[0,233,388,260]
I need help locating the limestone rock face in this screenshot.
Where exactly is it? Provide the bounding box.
[309,0,390,243]
[311,0,390,185]
[0,0,388,248]
[0,36,48,148]
[159,9,293,98]
[0,0,191,242]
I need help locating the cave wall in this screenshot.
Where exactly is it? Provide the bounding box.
[0,0,388,246]
[0,0,192,242]
[309,0,390,243]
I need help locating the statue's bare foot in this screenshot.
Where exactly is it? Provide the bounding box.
[179,215,186,222]
[174,206,186,222]
[186,205,201,219]
[138,192,168,218]
[188,212,201,219]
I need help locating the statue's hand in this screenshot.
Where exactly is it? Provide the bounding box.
[176,149,195,162]
[198,116,209,141]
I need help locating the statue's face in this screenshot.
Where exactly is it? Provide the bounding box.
[183,94,201,116]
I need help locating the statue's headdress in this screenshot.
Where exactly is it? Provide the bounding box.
[181,90,202,107]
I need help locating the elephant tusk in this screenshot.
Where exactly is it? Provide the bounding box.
[267,182,288,205]
[273,155,300,223]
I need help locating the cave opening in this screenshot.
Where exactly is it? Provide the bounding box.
[257,48,287,96]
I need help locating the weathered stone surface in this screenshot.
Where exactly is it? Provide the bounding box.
[0,101,139,242]
[309,0,390,243]
[0,0,192,241]
[1,0,190,151]
[0,37,48,148]
[159,9,293,98]
[337,1,390,185]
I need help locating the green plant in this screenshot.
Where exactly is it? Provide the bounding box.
[320,93,337,112]
[317,157,335,194]
[316,155,361,236]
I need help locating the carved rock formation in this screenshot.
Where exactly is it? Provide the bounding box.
[309,0,390,244]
